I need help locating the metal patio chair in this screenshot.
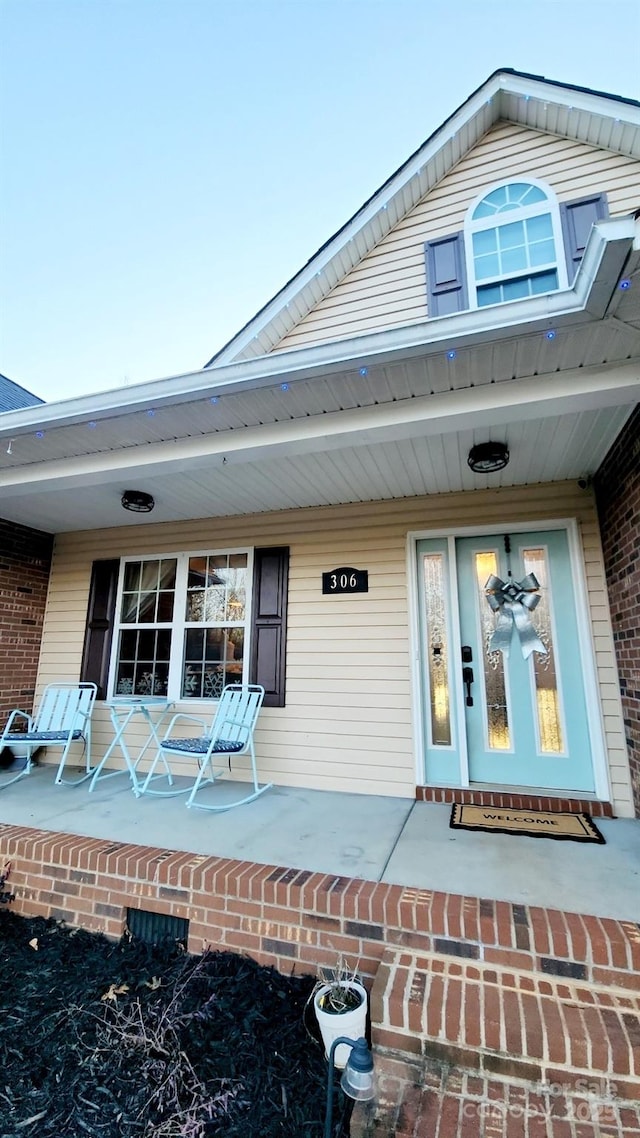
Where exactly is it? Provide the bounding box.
[0,682,98,789]
[154,683,271,811]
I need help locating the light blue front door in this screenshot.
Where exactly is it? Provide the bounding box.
[418,529,595,793]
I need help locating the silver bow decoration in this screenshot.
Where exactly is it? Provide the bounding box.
[484,573,547,659]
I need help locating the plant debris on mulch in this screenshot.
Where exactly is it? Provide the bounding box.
[0,911,336,1137]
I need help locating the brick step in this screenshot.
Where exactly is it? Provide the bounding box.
[370,948,640,1101]
[416,786,614,817]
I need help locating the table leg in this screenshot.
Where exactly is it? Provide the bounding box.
[88,708,139,793]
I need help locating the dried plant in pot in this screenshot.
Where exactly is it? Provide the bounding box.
[312,957,368,1069]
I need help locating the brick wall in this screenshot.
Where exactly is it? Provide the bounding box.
[0,519,53,727]
[595,407,640,817]
[2,825,639,993]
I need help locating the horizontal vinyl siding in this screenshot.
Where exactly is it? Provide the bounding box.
[272,123,640,352]
[37,482,632,812]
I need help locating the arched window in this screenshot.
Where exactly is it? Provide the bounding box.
[465,180,567,308]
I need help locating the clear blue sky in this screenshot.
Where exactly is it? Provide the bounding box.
[1,0,639,403]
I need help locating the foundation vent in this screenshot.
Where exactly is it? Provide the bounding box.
[126,907,189,947]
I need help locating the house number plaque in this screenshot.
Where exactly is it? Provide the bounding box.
[322,567,368,595]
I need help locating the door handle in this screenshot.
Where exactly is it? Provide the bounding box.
[462,665,474,707]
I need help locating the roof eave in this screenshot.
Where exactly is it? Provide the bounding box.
[0,217,635,444]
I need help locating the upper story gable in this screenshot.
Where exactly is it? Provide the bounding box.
[207,70,640,367]
[272,124,639,352]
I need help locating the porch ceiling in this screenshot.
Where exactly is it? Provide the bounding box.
[0,378,635,533]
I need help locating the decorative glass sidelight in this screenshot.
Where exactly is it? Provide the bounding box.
[522,546,564,754]
[421,553,451,746]
[474,551,510,750]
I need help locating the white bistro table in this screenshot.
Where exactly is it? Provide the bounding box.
[88,696,175,796]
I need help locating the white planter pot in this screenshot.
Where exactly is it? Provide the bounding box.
[6,743,31,759]
[313,980,368,1069]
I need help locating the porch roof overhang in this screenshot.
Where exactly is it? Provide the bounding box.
[0,218,638,535]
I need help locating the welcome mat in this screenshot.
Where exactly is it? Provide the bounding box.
[450,803,605,844]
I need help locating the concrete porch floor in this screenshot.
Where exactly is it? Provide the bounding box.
[1,764,638,923]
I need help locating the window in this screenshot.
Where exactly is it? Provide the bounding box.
[110,550,251,700]
[465,180,567,308]
[82,548,289,706]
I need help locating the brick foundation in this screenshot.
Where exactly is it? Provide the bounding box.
[3,823,640,1128]
[2,823,638,986]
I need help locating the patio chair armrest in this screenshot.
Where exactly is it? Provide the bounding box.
[1,709,33,737]
[162,713,209,741]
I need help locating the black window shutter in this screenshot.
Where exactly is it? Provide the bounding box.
[80,559,119,699]
[250,547,289,708]
[424,232,468,316]
[560,193,609,281]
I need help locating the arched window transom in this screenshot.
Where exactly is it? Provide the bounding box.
[466,179,566,308]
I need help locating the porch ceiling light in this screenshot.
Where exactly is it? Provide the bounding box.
[468,442,510,473]
[121,489,155,513]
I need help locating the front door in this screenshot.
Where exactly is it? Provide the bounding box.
[417,528,595,793]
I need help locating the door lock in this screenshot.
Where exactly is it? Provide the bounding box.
[462,665,474,707]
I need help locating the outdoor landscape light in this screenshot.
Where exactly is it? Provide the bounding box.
[121,490,155,513]
[467,441,510,473]
[324,1035,375,1138]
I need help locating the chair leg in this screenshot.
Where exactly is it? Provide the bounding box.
[0,755,33,790]
[186,748,273,812]
[185,754,214,809]
[55,737,96,786]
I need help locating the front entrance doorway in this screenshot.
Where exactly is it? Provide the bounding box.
[417,527,596,793]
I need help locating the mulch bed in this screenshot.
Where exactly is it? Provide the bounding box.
[0,911,342,1137]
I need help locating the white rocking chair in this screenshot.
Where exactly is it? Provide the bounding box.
[154,684,271,811]
[0,682,98,788]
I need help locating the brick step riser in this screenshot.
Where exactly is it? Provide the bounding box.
[371,950,640,1098]
[416,787,614,817]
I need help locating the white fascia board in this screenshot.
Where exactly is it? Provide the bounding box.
[1,362,637,499]
[0,217,633,445]
[497,71,640,122]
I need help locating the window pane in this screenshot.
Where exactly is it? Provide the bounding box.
[522,547,564,754]
[181,626,243,698]
[521,185,547,206]
[121,592,139,623]
[123,563,141,592]
[529,239,555,267]
[421,553,451,746]
[498,221,525,250]
[472,229,497,255]
[137,590,158,623]
[501,247,528,274]
[204,628,225,661]
[114,628,169,696]
[474,552,510,750]
[502,277,530,301]
[474,186,507,217]
[477,283,502,307]
[526,213,553,241]
[530,270,558,295]
[474,253,500,280]
[157,591,175,622]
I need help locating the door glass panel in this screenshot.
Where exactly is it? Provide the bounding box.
[522,547,564,754]
[421,553,451,746]
[474,551,510,750]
